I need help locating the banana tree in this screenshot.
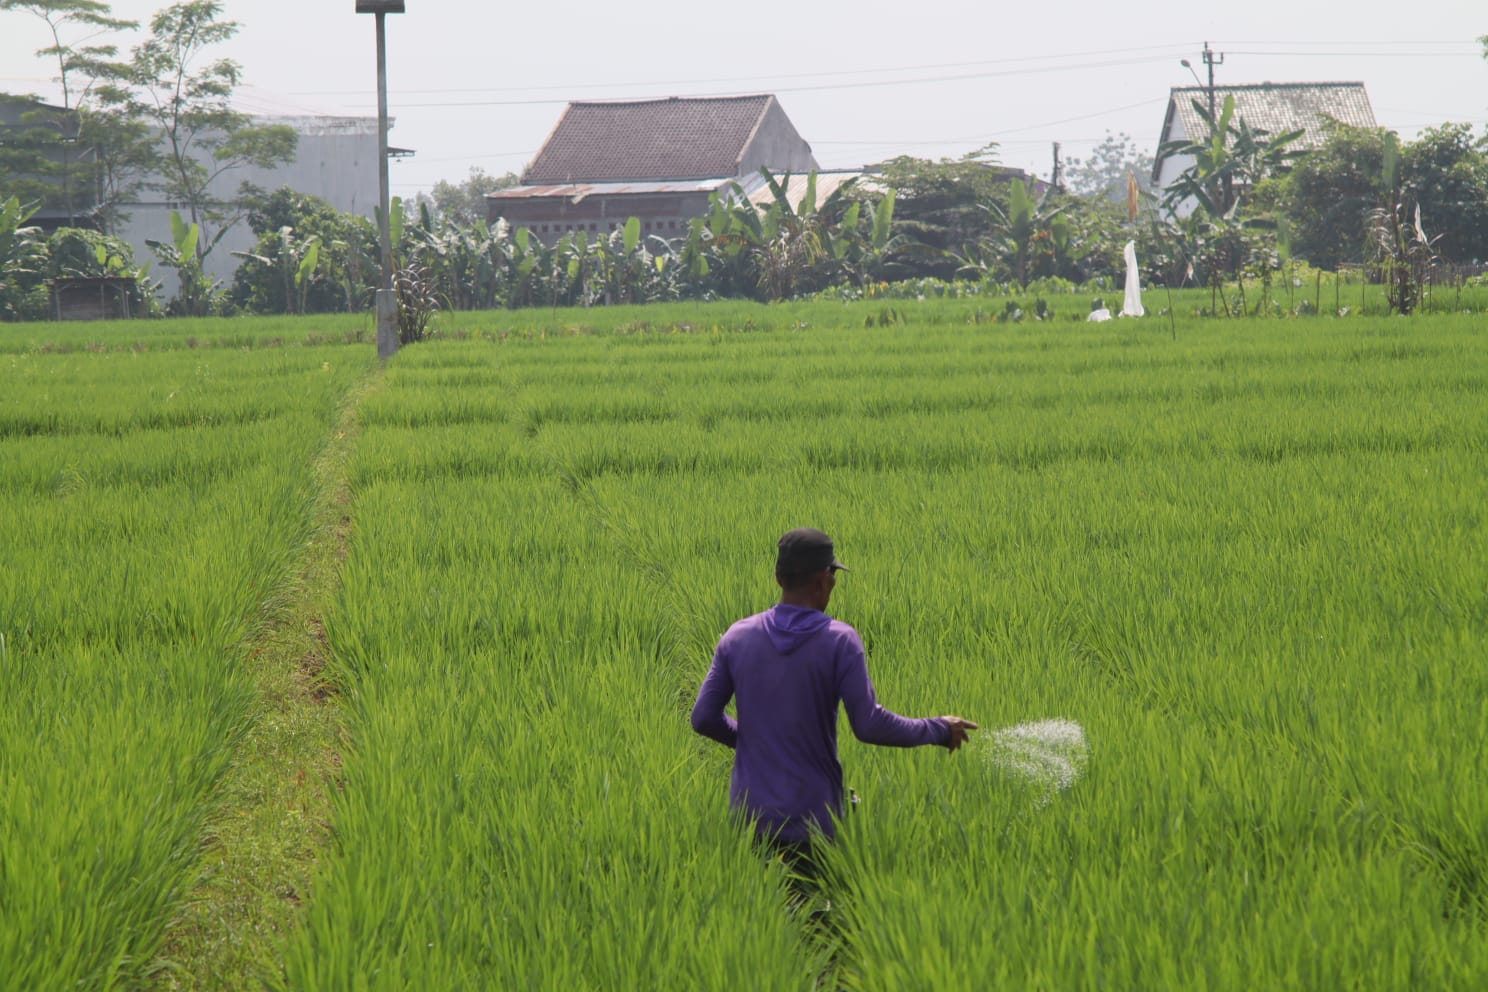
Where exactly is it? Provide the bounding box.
[232,225,322,314]
[146,211,221,316]
[506,226,551,308]
[703,169,869,300]
[839,189,920,286]
[675,216,715,297]
[1159,95,1302,224]
[0,196,46,320]
[1157,95,1302,300]
[979,178,1068,288]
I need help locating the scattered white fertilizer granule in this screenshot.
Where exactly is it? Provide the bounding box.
[973,719,1089,806]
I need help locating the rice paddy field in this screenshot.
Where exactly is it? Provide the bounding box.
[2,299,1485,990]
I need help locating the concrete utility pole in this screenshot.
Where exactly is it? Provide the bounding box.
[1181,41,1229,211]
[1201,41,1223,125]
[357,0,404,360]
[1181,41,1223,125]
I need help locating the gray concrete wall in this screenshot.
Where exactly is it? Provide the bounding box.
[116,116,382,296]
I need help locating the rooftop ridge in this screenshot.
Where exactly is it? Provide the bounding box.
[1169,81,1368,92]
[565,93,773,107]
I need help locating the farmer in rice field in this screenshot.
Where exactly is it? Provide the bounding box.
[691,527,977,880]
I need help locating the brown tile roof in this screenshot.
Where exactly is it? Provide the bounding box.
[523,95,777,184]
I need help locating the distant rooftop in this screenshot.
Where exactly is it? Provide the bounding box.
[524,94,782,184]
[1155,82,1377,180]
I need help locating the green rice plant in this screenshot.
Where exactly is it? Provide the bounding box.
[4,299,1485,989]
[0,313,374,356]
[0,344,376,990]
[279,309,1485,989]
[276,476,824,990]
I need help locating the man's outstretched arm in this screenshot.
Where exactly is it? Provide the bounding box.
[839,636,975,749]
[690,650,738,748]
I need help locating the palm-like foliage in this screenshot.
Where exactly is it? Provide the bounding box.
[978,179,1069,288]
[231,225,321,314]
[1156,95,1303,297]
[0,195,46,320]
[1159,95,1303,220]
[302,170,909,327]
[690,168,899,301]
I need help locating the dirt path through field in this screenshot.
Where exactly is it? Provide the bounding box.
[150,366,383,990]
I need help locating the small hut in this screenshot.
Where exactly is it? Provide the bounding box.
[49,277,137,321]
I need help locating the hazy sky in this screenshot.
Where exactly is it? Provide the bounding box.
[2,0,1484,197]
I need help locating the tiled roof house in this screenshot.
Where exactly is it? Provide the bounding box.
[1153,82,1377,215]
[487,94,821,242]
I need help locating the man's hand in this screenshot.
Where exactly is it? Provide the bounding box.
[940,716,978,752]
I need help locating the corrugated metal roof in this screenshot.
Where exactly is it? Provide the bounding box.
[523,95,775,184]
[256,115,380,136]
[744,172,866,211]
[487,172,873,213]
[487,177,737,203]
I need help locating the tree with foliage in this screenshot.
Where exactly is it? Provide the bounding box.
[0,1,143,227]
[97,0,296,262]
[983,179,1069,288]
[0,196,49,319]
[0,0,133,109]
[729,171,860,300]
[0,94,78,217]
[1065,131,1155,202]
[231,188,377,314]
[46,224,156,314]
[1263,120,1389,269]
[1266,120,1488,271]
[423,167,519,227]
[864,146,1011,279]
[670,170,896,301]
[949,179,1069,287]
[1400,123,1488,264]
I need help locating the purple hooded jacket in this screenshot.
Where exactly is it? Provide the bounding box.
[691,603,949,842]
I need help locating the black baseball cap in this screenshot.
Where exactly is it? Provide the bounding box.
[776,527,849,575]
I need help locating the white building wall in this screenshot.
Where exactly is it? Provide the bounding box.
[1153,115,1199,219]
[116,116,383,296]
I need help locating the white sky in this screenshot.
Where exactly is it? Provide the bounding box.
[2,0,1484,197]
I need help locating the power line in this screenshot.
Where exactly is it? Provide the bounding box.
[812,99,1160,148]
[411,152,534,165]
[295,38,1484,99]
[1223,39,1479,48]
[381,38,1484,111]
[293,43,1198,97]
[385,56,1185,110]
[1228,49,1483,58]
